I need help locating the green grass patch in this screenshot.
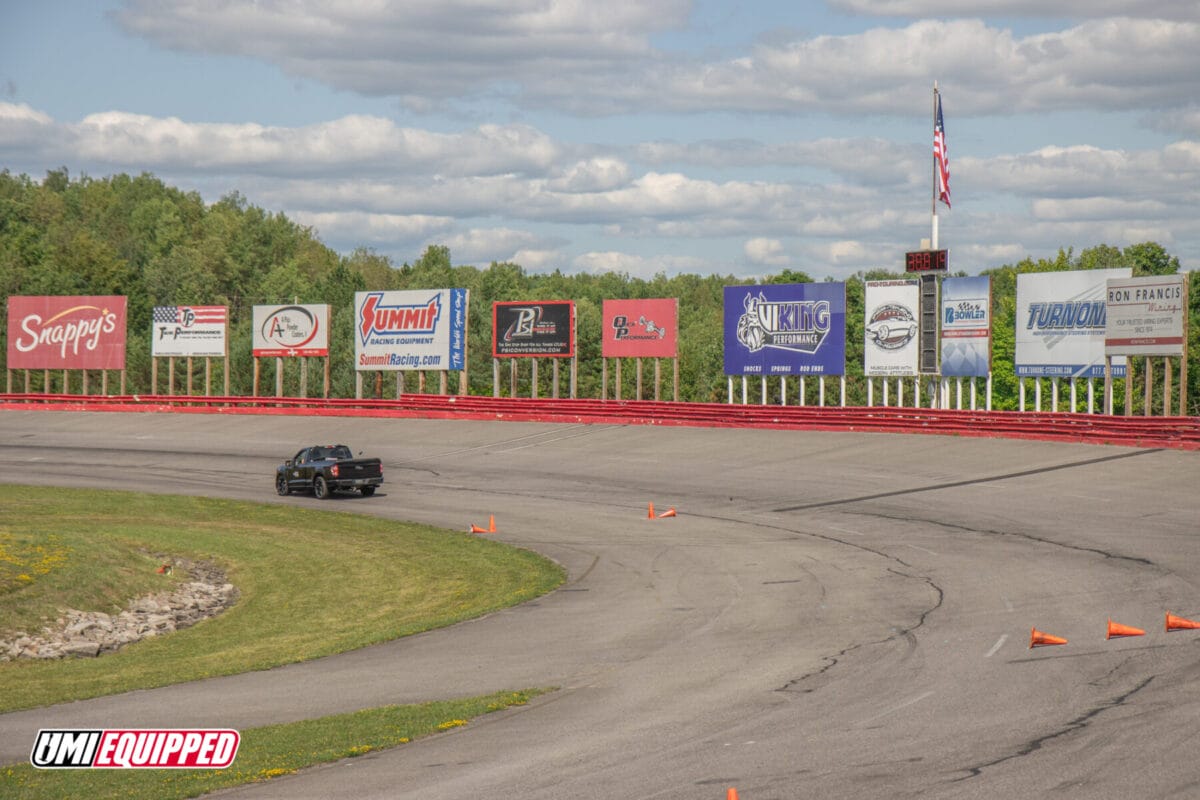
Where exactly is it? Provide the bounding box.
[0,486,564,712]
[0,687,549,799]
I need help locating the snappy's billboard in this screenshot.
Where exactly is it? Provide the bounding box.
[602,299,678,358]
[252,304,330,357]
[723,283,846,376]
[6,295,127,370]
[355,289,468,371]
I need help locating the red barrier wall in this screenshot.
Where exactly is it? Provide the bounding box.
[3,393,1198,450]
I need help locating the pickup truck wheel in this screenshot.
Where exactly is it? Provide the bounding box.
[276,475,290,496]
[360,486,376,497]
[313,475,331,500]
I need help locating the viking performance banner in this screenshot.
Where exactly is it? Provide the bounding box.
[7,295,127,370]
[723,283,846,376]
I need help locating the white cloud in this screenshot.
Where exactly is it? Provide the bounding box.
[744,237,788,266]
[829,1,1194,20]
[115,4,1200,116]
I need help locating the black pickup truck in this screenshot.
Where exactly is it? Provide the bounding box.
[275,444,383,499]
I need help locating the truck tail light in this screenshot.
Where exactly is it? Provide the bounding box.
[331,465,340,478]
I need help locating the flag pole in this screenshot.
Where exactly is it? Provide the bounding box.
[932,81,939,250]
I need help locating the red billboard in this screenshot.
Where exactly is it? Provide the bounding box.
[6,296,127,370]
[602,298,678,358]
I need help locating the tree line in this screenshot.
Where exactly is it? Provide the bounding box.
[1,169,1197,414]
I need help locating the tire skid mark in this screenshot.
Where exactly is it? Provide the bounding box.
[771,449,1159,513]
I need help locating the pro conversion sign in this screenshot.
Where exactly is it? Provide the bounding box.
[6,295,127,370]
[1016,269,1129,378]
[1104,275,1186,357]
[493,301,575,357]
[355,289,468,371]
[252,304,330,357]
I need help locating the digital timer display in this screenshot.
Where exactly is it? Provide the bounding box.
[905,249,948,273]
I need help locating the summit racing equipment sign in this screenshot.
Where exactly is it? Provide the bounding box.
[31,729,239,769]
[355,289,468,371]
[6,295,127,370]
[723,283,845,376]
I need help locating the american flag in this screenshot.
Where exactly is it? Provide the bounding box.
[934,91,951,208]
[152,305,227,325]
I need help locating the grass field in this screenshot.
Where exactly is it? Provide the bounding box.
[0,485,565,712]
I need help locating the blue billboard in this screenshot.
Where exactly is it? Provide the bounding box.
[723,283,846,376]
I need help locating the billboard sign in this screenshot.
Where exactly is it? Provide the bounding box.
[940,276,992,377]
[355,289,468,371]
[602,299,678,358]
[1104,275,1186,357]
[723,283,846,376]
[493,301,575,357]
[151,306,228,357]
[1016,269,1130,378]
[864,280,920,377]
[6,295,127,370]
[252,304,330,357]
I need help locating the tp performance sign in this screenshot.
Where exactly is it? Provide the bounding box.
[940,276,992,377]
[493,301,575,357]
[1016,269,1129,378]
[6,295,127,370]
[252,304,330,357]
[31,728,239,769]
[355,289,468,371]
[1104,275,1186,357]
[602,299,678,358]
[723,283,846,376]
[151,306,228,358]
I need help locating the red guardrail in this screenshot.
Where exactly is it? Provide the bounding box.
[3,393,1198,450]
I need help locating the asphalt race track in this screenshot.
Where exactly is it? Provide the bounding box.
[1,410,1199,799]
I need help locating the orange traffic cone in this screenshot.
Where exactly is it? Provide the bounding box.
[1166,612,1200,632]
[1106,619,1145,639]
[648,502,656,519]
[469,523,488,534]
[727,789,739,800]
[657,507,677,518]
[488,514,496,533]
[1030,627,1068,648]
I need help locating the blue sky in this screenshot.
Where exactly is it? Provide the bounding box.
[2,1,1197,280]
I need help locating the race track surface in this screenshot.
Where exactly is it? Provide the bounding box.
[1,410,1199,799]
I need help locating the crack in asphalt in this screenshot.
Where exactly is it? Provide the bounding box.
[951,675,1155,782]
[770,448,1160,512]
